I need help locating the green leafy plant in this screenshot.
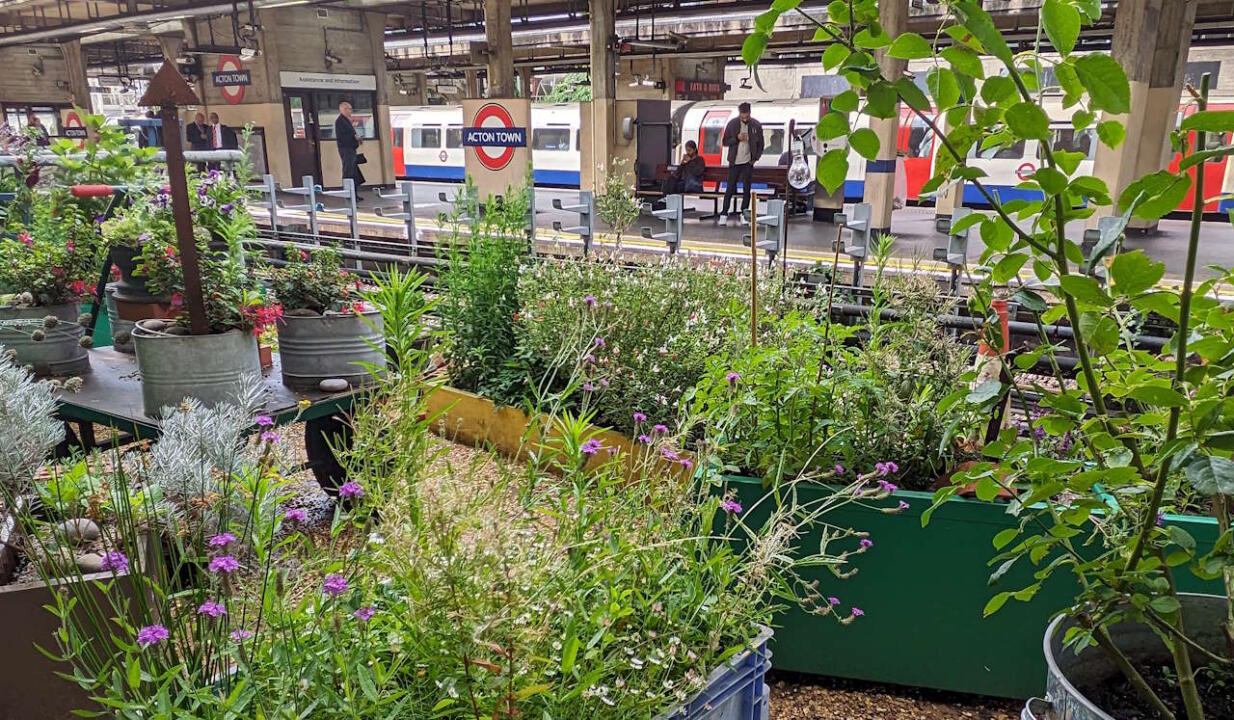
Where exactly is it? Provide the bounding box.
[594,159,642,249]
[0,189,100,306]
[265,245,363,314]
[747,0,1234,716]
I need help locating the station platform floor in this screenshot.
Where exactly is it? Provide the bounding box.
[288,181,1234,280]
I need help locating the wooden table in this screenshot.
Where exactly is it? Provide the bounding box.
[54,347,365,487]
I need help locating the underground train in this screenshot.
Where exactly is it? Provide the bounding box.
[391,97,1234,214]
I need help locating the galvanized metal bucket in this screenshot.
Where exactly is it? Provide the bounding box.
[132,321,261,417]
[1023,594,1229,719]
[276,309,385,390]
[105,284,136,354]
[0,303,89,376]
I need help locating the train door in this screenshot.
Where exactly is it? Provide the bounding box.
[699,109,730,191]
[899,108,937,202]
[392,126,406,179]
[283,91,321,185]
[1170,102,1234,213]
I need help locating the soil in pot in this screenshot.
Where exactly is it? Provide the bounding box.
[1087,665,1234,719]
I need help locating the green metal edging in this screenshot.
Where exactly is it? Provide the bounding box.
[720,475,1219,700]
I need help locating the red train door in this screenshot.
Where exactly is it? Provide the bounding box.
[1169,102,1232,213]
[391,126,405,179]
[699,109,730,191]
[898,107,937,203]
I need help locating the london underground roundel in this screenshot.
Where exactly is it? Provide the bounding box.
[463,103,527,172]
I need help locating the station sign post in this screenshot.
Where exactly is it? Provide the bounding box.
[461,98,532,200]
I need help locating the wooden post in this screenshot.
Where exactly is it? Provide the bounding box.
[139,62,209,336]
[749,197,758,347]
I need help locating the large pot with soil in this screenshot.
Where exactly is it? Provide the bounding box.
[132,319,261,417]
[276,308,385,390]
[1024,594,1231,719]
[0,302,90,376]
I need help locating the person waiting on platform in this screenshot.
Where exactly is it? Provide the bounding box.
[186,112,212,152]
[26,113,49,147]
[718,102,764,226]
[664,140,705,195]
[209,112,239,150]
[335,100,365,189]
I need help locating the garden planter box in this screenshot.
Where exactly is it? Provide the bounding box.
[0,512,136,720]
[654,627,772,720]
[719,476,1221,700]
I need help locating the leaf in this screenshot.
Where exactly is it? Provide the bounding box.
[849,128,880,160]
[1059,275,1113,307]
[1055,62,1083,104]
[357,665,378,702]
[1097,120,1125,149]
[954,0,1014,64]
[967,378,1004,404]
[742,32,770,66]
[927,68,961,110]
[1186,455,1234,496]
[1128,384,1188,408]
[1181,110,1234,133]
[1074,54,1131,114]
[816,148,849,194]
[992,527,1020,550]
[980,76,1016,105]
[817,112,850,141]
[1072,109,1094,130]
[754,10,781,33]
[1014,288,1048,313]
[1033,167,1069,195]
[822,42,851,71]
[865,81,899,119]
[1109,250,1165,296]
[941,46,984,78]
[1005,101,1050,140]
[1042,0,1080,56]
[895,77,931,112]
[1180,145,1234,171]
[771,0,802,11]
[830,90,859,113]
[561,634,580,674]
[984,591,1011,617]
[992,253,1029,283]
[1149,596,1182,614]
[888,32,934,60]
[1078,311,1119,354]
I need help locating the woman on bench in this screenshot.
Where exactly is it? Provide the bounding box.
[663,140,706,194]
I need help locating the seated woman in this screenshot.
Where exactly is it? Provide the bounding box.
[663,140,706,194]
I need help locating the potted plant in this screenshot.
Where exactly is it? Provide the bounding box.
[131,224,280,417]
[100,189,176,315]
[0,189,99,376]
[743,0,1234,715]
[264,245,385,390]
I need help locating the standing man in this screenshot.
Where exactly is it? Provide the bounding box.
[186,111,212,152]
[26,113,50,146]
[334,100,364,189]
[209,112,239,150]
[719,102,764,225]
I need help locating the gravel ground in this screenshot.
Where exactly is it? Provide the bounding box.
[769,673,1021,719]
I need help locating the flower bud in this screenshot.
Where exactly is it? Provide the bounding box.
[42,315,58,329]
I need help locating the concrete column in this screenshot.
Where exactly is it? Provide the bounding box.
[1089,0,1196,233]
[861,0,908,237]
[585,0,618,192]
[483,0,515,98]
[464,69,480,99]
[519,69,533,99]
[60,40,90,111]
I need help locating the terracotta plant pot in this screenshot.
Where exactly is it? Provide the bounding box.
[114,297,178,323]
[259,344,274,370]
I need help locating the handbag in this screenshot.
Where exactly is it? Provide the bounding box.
[356,152,368,165]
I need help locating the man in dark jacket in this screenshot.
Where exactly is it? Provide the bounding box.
[664,140,706,194]
[719,102,764,225]
[334,100,364,189]
[186,112,212,152]
[209,112,239,150]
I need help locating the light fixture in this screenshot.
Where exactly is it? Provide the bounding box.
[787,153,812,191]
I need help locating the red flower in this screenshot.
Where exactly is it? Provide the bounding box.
[70,279,88,296]
[110,266,122,281]
[298,250,308,261]
[17,232,32,247]
[170,292,183,308]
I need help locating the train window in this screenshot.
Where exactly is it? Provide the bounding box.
[410,126,441,148]
[906,115,935,158]
[315,91,377,140]
[765,127,785,159]
[702,126,722,154]
[973,138,1026,160]
[446,127,463,148]
[533,128,571,151]
[392,128,404,148]
[799,126,815,156]
[1052,128,1095,160]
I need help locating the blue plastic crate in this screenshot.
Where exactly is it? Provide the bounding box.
[654,628,773,720]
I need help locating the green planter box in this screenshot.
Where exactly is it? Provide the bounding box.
[721,476,1220,699]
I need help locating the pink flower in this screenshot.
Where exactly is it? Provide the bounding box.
[726,372,741,385]
[338,481,364,499]
[260,430,280,444]
[859,538,873,549]
[828,596,840,606]
[834,464,845,476]
[852,607,865,618]
[255,415,274,427]
[100,551,128,573]
[353,606,377,622]
[897,500,910,511]
[208,555,240,574]
[284,508,308,524]
[230,629,253,641]
[581,438,603,456]
[208,533,237,548]
[652,424,668,434]
[679,458,694,470]
[583,294,596,307]
[637,434,652,444]
[721,499,742,515]
[633,412,647,423]
[877,480,897,493]
[136,624,169,648]
[17,232,32,247]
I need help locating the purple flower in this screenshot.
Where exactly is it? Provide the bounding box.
[136,624,169,648]
[197,600,227,618]
[338,481,365,499]
[581,438,603,456]
[101,551,128,573]
[1156,512,1166,527]
[633,411,647,423]
[828,596,840,606]
[594,337,605,348]
[583,294,596,307]
[653,424,668,434]
[230,629,253,641]
[721,499,743,515]
[583,382,596,392]
[877,480,898,493]
[323,573,349,596]
[859,538,873,549]
[726,372,741,385]
[875,461,899,477]
[834,464,845,476]
[220,202,235,216]
[284,508,308,524]
[208,555,240,574]
[255,414,274,427]
[661,448,680,462]
[852,607,865,618]
[600,378,610,387]
[260,430,280,444]
[637,434,652,444]
[680,458,694,470]
[353,606,377,622]
[208,532,237,548]
[584,354,596,364]
[897,500,910,511]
